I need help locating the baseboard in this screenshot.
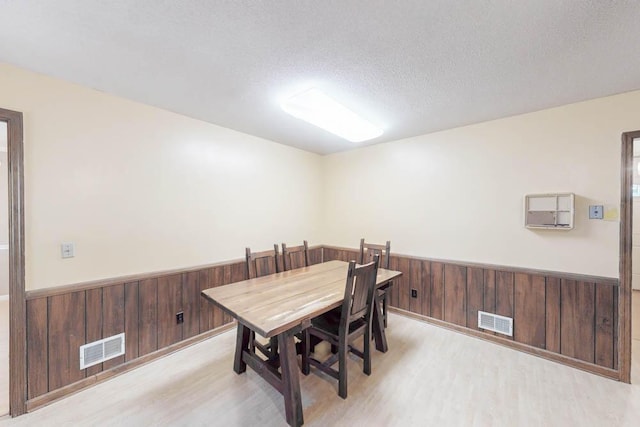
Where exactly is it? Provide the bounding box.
[0,295,8,301]
[25,322,236,412]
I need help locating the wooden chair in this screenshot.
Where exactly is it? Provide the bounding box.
[246,245,280,279]
[302,255,380,399]
[282,240,310,271]
[359,239,391,328]
[245,245,280,359]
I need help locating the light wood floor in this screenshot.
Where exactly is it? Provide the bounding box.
[0,312,639,427]
[0,298,8,416]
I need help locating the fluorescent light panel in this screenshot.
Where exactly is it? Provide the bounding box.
[281,88,383,142]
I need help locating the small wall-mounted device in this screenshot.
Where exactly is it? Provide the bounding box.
[524,193,575,230]
[589,205,604,219]
[61,242,75,258]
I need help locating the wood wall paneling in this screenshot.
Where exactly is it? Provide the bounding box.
[138,278,158,356]
[396,257,412,312]
[23,248,623,408]
[483,270,496,313]
[466,267,484,330]
[483,270,497,336]
[513,274,545,348]
[613,289,619,370]
[157,274,183,349]
[198,268,213,332]
[85,288,103,376]
[182,271,201,339]
[560,280,596,363]
[102,284,125,369]
[443,264,467,327]
[545,277,561,353]
[223,262,247,324]
[408,259,424,314]
[419,261,431,317]
[595,284,615,369]
[388,256,400,308]
[124,281,140,361]
[308,247,323,265]
[210,266,226,330]
[430,262,444,320]
[495,271,515,340]
[48,292,86,391]
[26,298,48,399]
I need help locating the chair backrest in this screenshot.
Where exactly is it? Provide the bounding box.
[359,239,391,269]
[340,255,379,333]
[282,240,310,271]
[245,245,280,279]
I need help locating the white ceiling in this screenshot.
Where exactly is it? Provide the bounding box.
[1,1,640,155]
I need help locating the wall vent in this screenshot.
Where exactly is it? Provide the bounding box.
[80,333,125,369]
[478,311,513,336]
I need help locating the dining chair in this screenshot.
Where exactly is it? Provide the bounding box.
[359,239,392,328]
[302,255,380,399]
[282,240,310,271]
[245,245,280,359]
[246,245,280,279]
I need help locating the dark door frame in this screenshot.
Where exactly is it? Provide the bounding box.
[1,108,26,415]
[619,131,640,383]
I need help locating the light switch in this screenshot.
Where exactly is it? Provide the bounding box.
[61,242,75,258]
[589,205,603,219]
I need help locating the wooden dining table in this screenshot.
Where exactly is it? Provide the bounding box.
[201,260,402,427]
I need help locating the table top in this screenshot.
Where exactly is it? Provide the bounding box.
[201,260,402,338]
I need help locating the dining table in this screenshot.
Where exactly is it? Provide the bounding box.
[201,260,402,427]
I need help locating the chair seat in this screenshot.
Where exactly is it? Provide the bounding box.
[311,312,366,336]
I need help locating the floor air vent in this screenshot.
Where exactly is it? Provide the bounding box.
[478,311,513,336]
[80,333,125,369]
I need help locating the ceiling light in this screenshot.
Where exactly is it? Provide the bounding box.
[280,88,383,142]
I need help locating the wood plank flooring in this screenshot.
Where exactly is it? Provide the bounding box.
[1,311,639,426]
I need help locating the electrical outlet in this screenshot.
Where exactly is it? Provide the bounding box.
[411,289,417,298]
[176,312,184,324]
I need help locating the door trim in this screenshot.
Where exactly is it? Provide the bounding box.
[1,108,26,415]
[619,131,640,383]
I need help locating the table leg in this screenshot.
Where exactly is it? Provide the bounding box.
[278,330,304,427]
[233,323,251,374]
[372,292,388,353]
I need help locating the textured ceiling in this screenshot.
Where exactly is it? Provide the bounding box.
[1,1,640,154]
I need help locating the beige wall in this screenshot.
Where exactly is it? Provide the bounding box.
[322,91,640,278]
[2,60,638,289]
[0,63,323,290]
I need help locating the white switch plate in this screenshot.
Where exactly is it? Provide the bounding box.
[61,242,75,258]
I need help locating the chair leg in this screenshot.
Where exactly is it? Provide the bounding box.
[338,337,348,399]
[382,292,388,328]
[363,329,372,376]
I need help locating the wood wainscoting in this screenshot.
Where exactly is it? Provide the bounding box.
[323,246,620,379]
[22,244,618,412]
[23,247,324,410]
